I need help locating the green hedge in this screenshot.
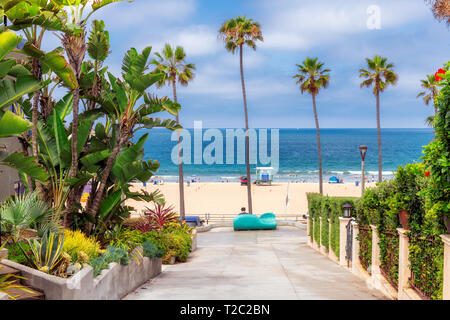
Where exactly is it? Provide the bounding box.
[307,193,359,258]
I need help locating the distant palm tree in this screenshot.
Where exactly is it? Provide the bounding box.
[293,58,330,195]
[417,74,439,126]
[219,16,263,214]
[153,44,195,222]
[424,0,450,25]
[360,55,398,183]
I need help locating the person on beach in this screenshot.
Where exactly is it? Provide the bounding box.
[239,207,250,215]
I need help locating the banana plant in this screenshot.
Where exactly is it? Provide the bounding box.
[0,29,49,183]
[84,46,181,225]
[3,0,132,203]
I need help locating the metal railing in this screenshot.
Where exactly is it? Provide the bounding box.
[201,213,305,225]
[409,236,443,300]
[379,231,399,290]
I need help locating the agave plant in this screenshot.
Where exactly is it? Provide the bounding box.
[28,231,64,273]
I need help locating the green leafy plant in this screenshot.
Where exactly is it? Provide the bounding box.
[28,231,64,273]
[0,192,58,243]
[62,229,102,262]
[90,245,130,277]
[142,240,162,259]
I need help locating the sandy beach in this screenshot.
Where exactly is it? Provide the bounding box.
[126,182,376,217]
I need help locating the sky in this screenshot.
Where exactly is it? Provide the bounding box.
[44,0,450,128]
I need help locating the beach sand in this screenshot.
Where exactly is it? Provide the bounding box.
[127,182,377,217]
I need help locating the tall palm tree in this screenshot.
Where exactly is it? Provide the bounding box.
[293,58,330,195]
[219,16,263,214]
[153,44,195,222]
[417,74,439,126]
[360,55,398,183]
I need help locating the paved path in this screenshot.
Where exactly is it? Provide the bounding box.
[124,227,386,300]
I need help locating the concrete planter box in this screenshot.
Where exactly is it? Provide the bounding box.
[1,246,161,300]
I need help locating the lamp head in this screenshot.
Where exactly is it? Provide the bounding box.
[359,145,368,161]
[343,203,353,218]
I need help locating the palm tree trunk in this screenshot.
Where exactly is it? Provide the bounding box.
[312,93,323,195]
[172,79,186,221]
[87,133,126,219]
[239,44,253,214]
[31,58,43,195]
[376,87,382,183]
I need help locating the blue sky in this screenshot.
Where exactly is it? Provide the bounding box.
[45,0,449,128]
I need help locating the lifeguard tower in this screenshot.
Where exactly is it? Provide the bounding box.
[255,167,274,185]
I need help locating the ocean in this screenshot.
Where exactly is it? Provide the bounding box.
[134,128,434,183]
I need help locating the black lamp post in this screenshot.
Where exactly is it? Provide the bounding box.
[359,145,368,196]
[343,203,353,218]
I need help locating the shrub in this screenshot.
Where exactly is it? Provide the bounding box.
[104,225,145,253]
[90,246,130,277]
[142,240,162,259]
[63,230,102,263]
[143,222,193,263]
[7,242,34,266]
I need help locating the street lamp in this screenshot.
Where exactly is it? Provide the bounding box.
[359,145,368,196]
[343,203,353,218]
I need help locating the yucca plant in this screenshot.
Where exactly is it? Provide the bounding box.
[28,232,64,273]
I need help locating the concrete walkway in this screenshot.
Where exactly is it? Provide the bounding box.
[124,227,386,300]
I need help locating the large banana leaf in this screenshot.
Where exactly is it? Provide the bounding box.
[0,109,32,137]
[87,20,109,62]
[75,110,102,154]
[0,30,21,61]
[22,44,78,89]
[0,76,43,109]
[141,118,181,130]
[111,133,147,177]
[0,152,48,182]
[98,189,122,219]
[80,149,111,170]
[54,92,73,120]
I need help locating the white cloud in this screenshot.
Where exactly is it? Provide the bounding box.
[259,0,429,50]
[94,0,197,30]
[150,25,221,57]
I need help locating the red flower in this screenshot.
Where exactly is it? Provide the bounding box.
[425,171,431,178]
[435,68,446,82]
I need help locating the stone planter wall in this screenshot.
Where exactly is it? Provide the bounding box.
[0,246,161,300]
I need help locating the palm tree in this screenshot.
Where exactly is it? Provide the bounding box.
[359,55,398,183]
[293,58,330,195]
[152,44,195,222]
[425,0,450,25]
[417,74,439,126]
[219,16,263,214]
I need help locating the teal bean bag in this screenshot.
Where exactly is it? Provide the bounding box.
[233,213,277,231]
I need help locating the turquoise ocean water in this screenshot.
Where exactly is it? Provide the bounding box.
[134,128,434,183]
